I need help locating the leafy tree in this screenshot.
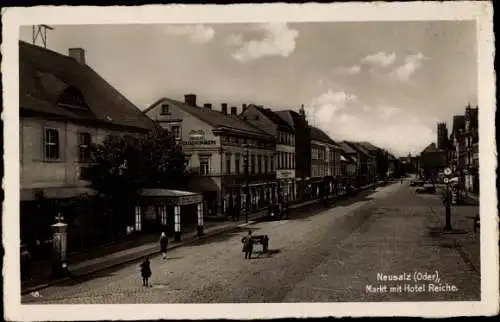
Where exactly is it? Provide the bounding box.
[375,149,390,179]
[87,125,186,236]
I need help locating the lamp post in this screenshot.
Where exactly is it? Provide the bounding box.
[51,213,68,278]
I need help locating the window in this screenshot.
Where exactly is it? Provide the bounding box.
[78,132,92,162]
[258,155,262,174]
[270,156,274,172]
[226,153,232,175]
[200,157,210,175]
[264,155,268,173]
[158,206,167,225]
[235,154,241,175]
[161,104,170,115]
[251,155,255,174]
[44,128,59,160]
[135,206,142,231]
[172,126,180,139]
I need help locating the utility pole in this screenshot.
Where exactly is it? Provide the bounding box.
[32,25,54,48]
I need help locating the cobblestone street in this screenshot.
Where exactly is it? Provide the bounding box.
[22,182,480,304]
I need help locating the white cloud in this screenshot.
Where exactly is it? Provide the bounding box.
[361,51,396,68]
[227,23,299,62]
[378,105,401,118]
[392,52,426,82]
[164,24,215,44]
[333,65,361,76]
[307,90,358,129]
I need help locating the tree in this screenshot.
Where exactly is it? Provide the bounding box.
[375,149,390,179]
[87,126,186,235]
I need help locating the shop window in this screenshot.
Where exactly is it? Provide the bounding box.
[135,206,142,231]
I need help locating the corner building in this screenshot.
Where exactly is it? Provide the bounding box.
[144,94,276,218]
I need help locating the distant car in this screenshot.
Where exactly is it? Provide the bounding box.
[416,184,436,194]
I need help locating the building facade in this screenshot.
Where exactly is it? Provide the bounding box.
[240,105,297,203]
[437,122,449,151]
[275,107,311,200]
[144,95,276,218]
[19,41,154,250]
[310,127,341,199]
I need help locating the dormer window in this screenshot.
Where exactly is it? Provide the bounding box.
[57,86,89,111]
[161,104,170,115]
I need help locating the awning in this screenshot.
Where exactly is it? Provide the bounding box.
[139,188,202,206]
[181,177,219,194]
[21,186,97,202]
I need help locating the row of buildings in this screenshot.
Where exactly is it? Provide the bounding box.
[419,104,479,195]
[19,41,396,251]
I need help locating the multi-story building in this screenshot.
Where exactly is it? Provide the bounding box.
[275,107,311,200]
[337,141,359,186]
[310,126,340,199]
[463,105,479,193]
[144,94,276,217]
[240,104,297,203]
[344,141,374,185]
[19,41,154,246]
[437,122,449,151]
[357,141,380,181]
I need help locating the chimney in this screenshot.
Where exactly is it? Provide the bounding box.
[231,106,237,115]
[203,103,212,110]
[221,103,228,114]
[68,48,86,64]
[184,94,197,107]
[242,104,248,112]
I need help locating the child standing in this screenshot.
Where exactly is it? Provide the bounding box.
[140,256,152,287]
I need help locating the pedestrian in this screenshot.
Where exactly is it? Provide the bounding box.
[160,232,168,259]
[140,256,152,287]
[241,230,254,260]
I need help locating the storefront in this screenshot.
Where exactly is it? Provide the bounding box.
[276,169,296,203]
[136,189,203,236]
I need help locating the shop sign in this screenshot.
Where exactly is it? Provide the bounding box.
[183,129,217,145]
[276,170,295,180]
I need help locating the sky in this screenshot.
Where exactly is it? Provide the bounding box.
[20,21,477,157]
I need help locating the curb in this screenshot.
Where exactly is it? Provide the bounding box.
[21,213,268,296]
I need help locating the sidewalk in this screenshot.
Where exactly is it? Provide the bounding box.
[21,198,326,295]
[428,199,480,273]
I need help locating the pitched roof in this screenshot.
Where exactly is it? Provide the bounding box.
[252,105,294,132]
[310,126,336,145]
[345,141,371,157]
[337,141,357,154]
[358,141,380,152]
[274,110,305,129]
[420,142,438,154]
[146,97,272,138]
[19,41,154,131]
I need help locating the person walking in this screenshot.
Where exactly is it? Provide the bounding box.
[241,230,254,260]
[140,256,152,287]
[160,232,168,259]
